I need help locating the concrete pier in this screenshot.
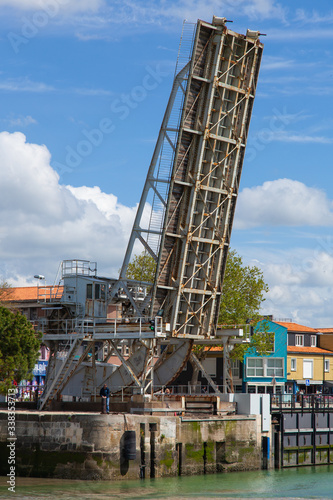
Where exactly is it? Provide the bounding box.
[0,410,267,480]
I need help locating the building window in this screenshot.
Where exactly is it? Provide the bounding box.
[295,335,304,347]
[324,360,330,373]
[290,358,297,371]
[246,357,284,378]
[311,335,317,347]
[247,358,264,377]
[86,284,93,299]
[266,358,284,377]
[231,359,240,379]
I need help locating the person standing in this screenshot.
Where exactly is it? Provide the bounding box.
[100,383,110,414]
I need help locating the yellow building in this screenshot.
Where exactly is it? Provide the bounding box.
[275,321,333,394]
[287,345,333,393]
[318,328,333,351]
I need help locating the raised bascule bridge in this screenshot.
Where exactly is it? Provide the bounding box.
[38,16,264,412]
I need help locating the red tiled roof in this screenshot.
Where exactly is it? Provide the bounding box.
[9,287,38,301]
[317,328,333,334]
[204,346,223,352]
[287,346,333,355]
[275,321,318,333]
[5,286,63,302]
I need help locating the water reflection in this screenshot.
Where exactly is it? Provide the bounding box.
[0,465,332,499]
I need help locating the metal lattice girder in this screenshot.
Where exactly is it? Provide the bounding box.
[109,23,197,317]
[152,20,263,338]
[109,63,193,315]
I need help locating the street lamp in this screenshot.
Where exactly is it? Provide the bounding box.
[34,275,46,302]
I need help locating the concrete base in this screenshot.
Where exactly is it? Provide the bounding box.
[0,410,268,480]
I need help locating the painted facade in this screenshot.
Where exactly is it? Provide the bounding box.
[243,320,287,394]
[286,347,333,394]
[277,321,333,394]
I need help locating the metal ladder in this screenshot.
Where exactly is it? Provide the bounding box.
[39,336,82,410]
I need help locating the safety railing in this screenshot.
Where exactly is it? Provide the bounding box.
[271,393,333,412]
[38,315,163,338]
[60,383,223,403]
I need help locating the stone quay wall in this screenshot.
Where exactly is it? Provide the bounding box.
[0,411,266,480]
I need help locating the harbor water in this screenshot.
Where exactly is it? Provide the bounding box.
[1,465,332,499]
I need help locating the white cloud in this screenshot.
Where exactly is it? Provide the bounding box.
[163,0,286,22]
[0,0,286,41]
[75,32,113,42]
[0,78,54,93]
[268,28,333,40]
[270,131,333,144]
[66,185,135,230]
[0,131,136,284]
[155,0,286,24]
[257,248,333,326]
[260,250,333,289]
[0,78,112,96]
[0,0,105,13]
[242,0,286,21]
[1,0,285,21]
[295,9,333,24]
[235,179,333,229]
[60,0,287,32]
[7,115,37,127]
[261,56,295,71]
[232,246,333,326]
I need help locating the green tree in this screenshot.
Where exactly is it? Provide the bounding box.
[218,249,271,362]
[219,249,269,325]
[0,306,41,394]
[126,252,156,283]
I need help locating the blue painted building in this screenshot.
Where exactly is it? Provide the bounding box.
[243,320,287,394]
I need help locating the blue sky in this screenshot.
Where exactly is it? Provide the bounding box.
[1,0,333,327]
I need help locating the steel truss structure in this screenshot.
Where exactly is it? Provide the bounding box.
[153,20,263,338]
[111,18,263,339]
[39,17,263,409]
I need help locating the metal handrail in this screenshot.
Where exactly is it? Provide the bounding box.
[270,393,333,412]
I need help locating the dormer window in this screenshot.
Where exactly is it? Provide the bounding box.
[311,335,317,347]
[295,335,304,347]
